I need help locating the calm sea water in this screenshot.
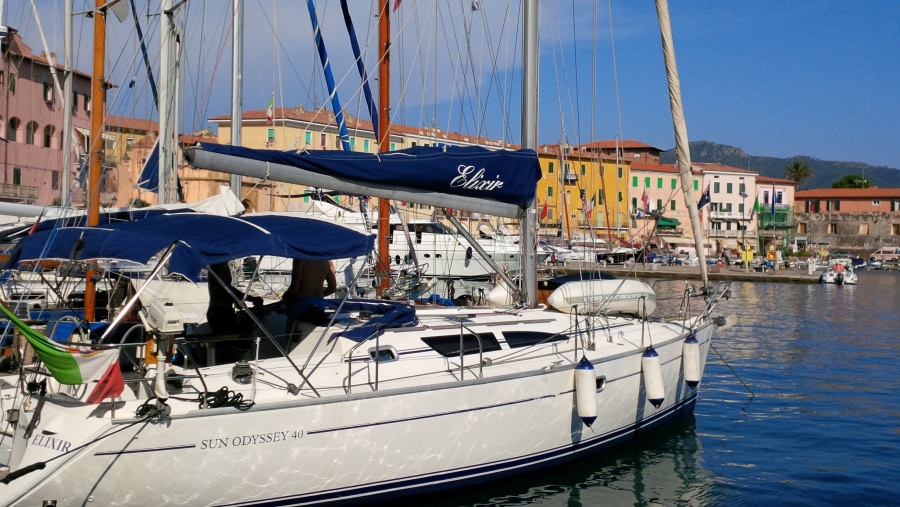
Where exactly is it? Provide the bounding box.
[425,270,900,506]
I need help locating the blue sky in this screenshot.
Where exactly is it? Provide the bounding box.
[12,1,900,170]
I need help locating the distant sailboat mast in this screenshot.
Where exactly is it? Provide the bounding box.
[376,0,391,296]
[84,0,109,321]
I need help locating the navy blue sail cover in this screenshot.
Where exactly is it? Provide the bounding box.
[195,143,542,207]
[9,213,374,281]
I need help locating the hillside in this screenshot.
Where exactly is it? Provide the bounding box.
[659,141,900,190]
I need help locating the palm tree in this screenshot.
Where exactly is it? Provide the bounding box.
[784,160,813,189]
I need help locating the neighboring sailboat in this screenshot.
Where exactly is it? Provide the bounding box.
[0,2,730,505]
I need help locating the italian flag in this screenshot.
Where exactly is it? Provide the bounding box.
[1,305,124,404]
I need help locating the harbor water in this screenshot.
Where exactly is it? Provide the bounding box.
[421,270,899,506]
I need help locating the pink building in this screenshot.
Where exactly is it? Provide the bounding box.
[0,28,93,206]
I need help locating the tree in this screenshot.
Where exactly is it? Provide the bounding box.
[784,160,813,189]
[831,174,871,188]
[130,198,150,208]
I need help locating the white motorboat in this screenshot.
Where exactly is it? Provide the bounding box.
[819,263,859,285]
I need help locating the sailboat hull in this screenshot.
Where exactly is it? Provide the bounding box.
[1,314,715,506]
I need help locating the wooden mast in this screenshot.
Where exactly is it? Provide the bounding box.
[376,0,391,296]
[84,0,107,321]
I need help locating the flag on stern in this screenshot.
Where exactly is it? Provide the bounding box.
[0,305,124,403]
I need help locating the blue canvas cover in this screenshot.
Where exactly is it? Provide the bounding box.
[8,213,374,281]
[194,143,542,208]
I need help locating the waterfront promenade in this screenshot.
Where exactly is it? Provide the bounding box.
[555,261,822,283]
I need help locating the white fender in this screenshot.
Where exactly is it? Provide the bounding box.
[574,356,598,426]
[547,279,657,315]
[486,281,515,307]
[641,347,665,408]
[682,332,701,388]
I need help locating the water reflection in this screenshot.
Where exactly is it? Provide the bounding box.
[417,417,718,507]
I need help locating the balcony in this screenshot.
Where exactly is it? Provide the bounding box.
[0,183,39,202]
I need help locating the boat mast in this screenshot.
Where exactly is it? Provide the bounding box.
[230,0,243,196]
[520,0,538,304]
[84,0,108,321]
[376,0,391,297]
[654,0,708,286]
[61,0,73,205]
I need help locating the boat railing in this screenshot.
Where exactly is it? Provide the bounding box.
[342,314,486,394]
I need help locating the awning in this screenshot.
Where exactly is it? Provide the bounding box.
[658,217,680,227]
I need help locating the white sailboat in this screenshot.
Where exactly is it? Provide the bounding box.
[0,2,730,505]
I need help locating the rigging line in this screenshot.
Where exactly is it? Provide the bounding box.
[709,343,755,398]
[607,0,625,141]
[567,0,583,148]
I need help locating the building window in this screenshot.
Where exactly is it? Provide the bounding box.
[43,125,54,148]
[52,171,59,190]
[84,93,90,111]
[714,182,720,193]
[656,177,662,189]
[618,191,623,202]
[726,182,733,194]
[872,200,881,206]
[72,89,78,111]
[363,139,370,152]
[739,203,745,214]
[644,177,650,187]
[9,73,16,93]
[671,178,676,190]
[319,133,327,148]
[6,118,19,142]
[547,187,553,197]
[739,183,746,194]
[892,224,899,235]
[797,222,807,234]
[656,199,662,210]
[827,200,840,211]
[25,121,38,145]
[693,180,699,191]
[631,197,638,210]
[13,167,21,185]
[827,223,838,234]
[390,142,396,151]
[858,224,869,235]
[43,82,54,103]
[670,200,676,211]
[892,200,900,212]
[617,167,623,178]
[580,164,586,176]
[548,162,554,174]
[350,137,356,150]
[632,176,638,187]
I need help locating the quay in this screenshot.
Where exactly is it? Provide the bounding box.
[554,262,822,284]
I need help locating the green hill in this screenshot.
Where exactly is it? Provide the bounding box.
[659,141,900,190]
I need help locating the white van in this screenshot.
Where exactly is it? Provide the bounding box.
[869,246,900,262]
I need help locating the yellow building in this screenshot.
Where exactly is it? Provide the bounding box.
[535,144,630,245]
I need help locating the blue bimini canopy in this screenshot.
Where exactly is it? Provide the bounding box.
[9,212,374,281]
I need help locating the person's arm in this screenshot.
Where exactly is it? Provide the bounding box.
[323,261,337,297]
